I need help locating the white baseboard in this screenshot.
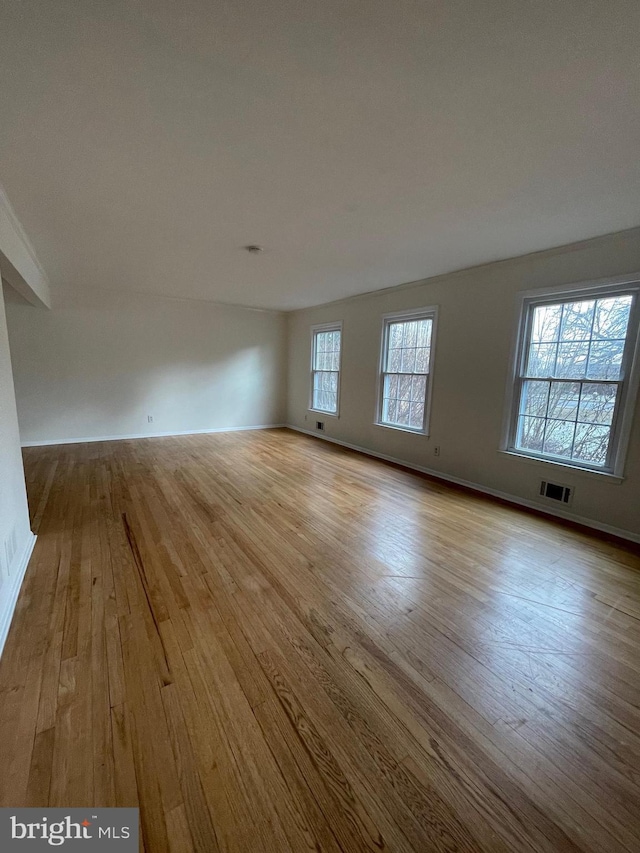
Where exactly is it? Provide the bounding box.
[21,423,286,448]
[0,531,36,659]
[286,425,640,545]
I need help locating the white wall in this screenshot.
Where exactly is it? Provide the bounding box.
[287,227,640,540]
[0,282,35,655]
[6,286,286,444]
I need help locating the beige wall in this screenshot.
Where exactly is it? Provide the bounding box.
[287,227,640,540]
[0,283,34,653]
[6,286,286,445]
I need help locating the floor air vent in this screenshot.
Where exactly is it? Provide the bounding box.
[539,480,573,505]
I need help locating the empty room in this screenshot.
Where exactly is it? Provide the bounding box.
[1,1,640,851]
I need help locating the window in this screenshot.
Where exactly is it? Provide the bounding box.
[506,280,640,475]
[377,308,437,433]
[310,323,342,415]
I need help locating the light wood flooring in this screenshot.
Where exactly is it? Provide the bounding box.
[1,428,640,851]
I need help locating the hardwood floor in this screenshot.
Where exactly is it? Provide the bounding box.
[1,428,640,851]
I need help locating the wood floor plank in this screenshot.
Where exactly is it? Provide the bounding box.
[1,428,639,851]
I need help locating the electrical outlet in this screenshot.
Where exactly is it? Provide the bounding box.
[434,445,441,456]
[147,415,154,423]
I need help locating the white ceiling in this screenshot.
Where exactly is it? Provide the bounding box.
[1,0,639,311]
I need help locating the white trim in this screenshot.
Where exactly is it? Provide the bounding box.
[0,185,49,279]
[373,421,429,436]
[309,321,343,417]
[0,185,52,309]
[21,424,285,448]
[515,271,640,302]
[70,282,286,315]
[308,409,340,419]
[501,274,640,478]
[0,532,36,659]
[286,425,640,544]
[498,449,624,483]
[375,306,438,436]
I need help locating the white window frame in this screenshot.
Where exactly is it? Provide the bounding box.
[375,306,438,435]
[501,274,640,478]
[309,321,343,417]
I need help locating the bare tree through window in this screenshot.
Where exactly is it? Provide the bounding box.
[379,313,435,432]
[311,326,341,413]
[515,294,634,468]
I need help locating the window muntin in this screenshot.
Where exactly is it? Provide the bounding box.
[311,326,341,414]
[512,292,637,471]
[378,312,435,432]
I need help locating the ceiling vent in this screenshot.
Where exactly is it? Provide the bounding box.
[539,480,573,506]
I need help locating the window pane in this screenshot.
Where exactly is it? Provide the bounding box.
[398,375,412,400]
[411,375,427,401]
[526,343,556,377]
[388,348,402,371]
[560,300,595,341]
[593,296,632,340]
[401,348,416,372]
[578,384,617,425]
[386,374,398,398]
[409,402,425,429]
[573,423,610,466]
[389,323,403,348]
[543,419,576,458]
[383,368,428,429]
[531,304,562,343]
[521,380,549,418]
[547,381,580,421]
[386,318,433,375]
[312,369,338,412]
[397,400,410,426]
[415,347,430,373]
[404,321,418,348]
[555,342,589,378]
[417,319,432,347]
[587,339,625,380]
[517,416,545,452]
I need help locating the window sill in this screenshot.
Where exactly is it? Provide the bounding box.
[308,408,339,419]
[498,449,624,483]
[374,421,428,437]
